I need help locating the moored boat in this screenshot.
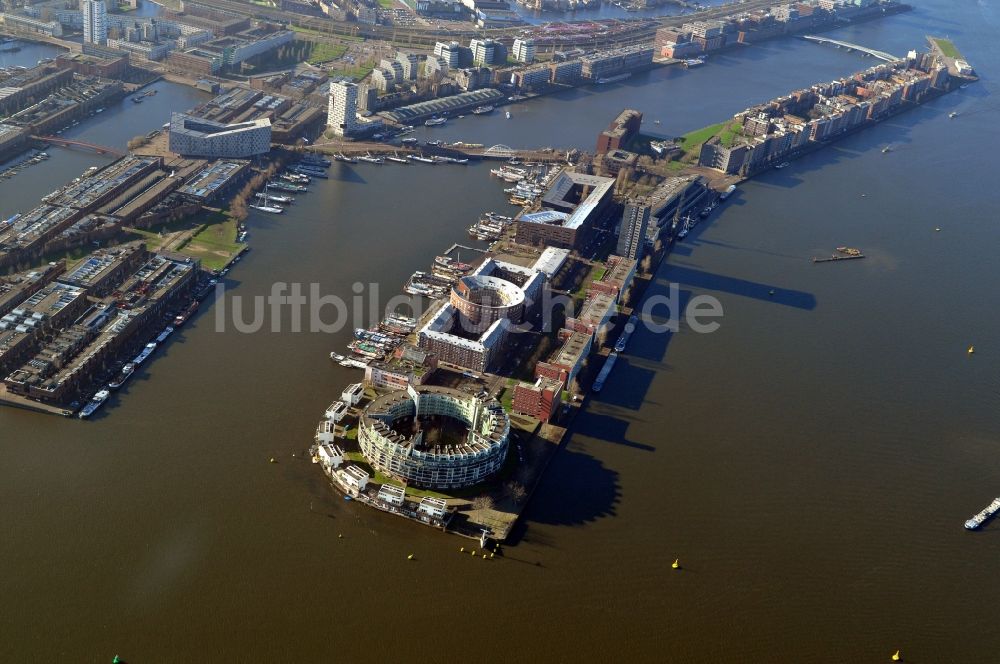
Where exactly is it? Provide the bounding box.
[79,389,110,419]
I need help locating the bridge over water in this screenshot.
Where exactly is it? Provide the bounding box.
[801,35,901,62]
[34,136,125,157]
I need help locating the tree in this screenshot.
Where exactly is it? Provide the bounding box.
[506,481,527,505]
[472,495,495,511]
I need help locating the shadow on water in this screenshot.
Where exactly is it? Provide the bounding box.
[662,265,817,310]
[328,164,367,184]
[591,357,657,411]
[514,441,621,535]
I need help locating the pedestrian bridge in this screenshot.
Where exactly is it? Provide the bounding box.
[801,35,900,62]
[35,135,125,157]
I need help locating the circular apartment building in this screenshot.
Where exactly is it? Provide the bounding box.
[450,274,525,334]
[358,385,511,490]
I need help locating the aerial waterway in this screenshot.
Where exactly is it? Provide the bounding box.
[2,1,1000,661]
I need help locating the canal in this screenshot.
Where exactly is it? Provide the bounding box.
[2,0,999,659]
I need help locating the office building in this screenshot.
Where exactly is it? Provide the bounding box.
[617,202,650,260]
[512,38,536,63]
[327,81,360,136]
[82,0,107,44]
[168,113,271,158]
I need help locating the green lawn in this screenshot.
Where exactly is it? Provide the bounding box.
[931,37,961,59]
[377,0,395,7]
[307,42,347,65]
[176,211,244,271]
[676,120,744,160]
[679,122,726,150]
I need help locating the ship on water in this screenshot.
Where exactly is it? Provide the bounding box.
[592,352,619,392]
[472,105,495,115]
[596,72,632,84]
[109,363,135,390]
[424,117,447,127]
[79,389,110,419]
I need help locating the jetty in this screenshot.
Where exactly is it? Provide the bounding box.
[812,254,866,263]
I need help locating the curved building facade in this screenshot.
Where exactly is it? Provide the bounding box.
[450,274,525,334]
[358,385,510,489]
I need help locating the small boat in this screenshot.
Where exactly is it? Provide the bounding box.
[79,389,110,419]
[358,154,384,164]
[671,559,680,569]
[108,363,135,390]
[133,342,157,366]
[401,137,419,145]
[719,184,736,200]
[386,154,409,164]
[774,161,790,169]
[505,110,511,119]
[330,352,346,362]
[891,651,900,662]
[472,105,494,115]
[250,203,283,214]
[408,154,436,164]
[949,111,958,118]
[968,345,975,354]
[155,326,175,343]
[424,117,447,127]
[683,57,706,68]
[882,145,892,153]
[425,139,442,146]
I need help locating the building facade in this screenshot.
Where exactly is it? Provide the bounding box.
[82,0,107,44]
[327,81,360,136]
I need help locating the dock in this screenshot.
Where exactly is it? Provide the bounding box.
[442,243,487,257]
[812,254,866,263]
[965,497,1000,530]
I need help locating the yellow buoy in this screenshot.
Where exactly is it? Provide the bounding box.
[671,559,680,570]
[407,554,414,560]
[968,345,975,354]
[891,650,900,661]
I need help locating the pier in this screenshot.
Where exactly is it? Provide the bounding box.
[812,254,866,263]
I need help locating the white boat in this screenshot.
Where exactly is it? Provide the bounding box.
[505,110,511,119]
[250,203,283,214]
[719,184,736,200]
[409,154,436,164]
[596,72,632,84]
[358,154,384,164]
[386,154,409,164]
[424,117,447,127]
[133,342,157,365]
[683,57,706,68]
[155,326,175,344]
[79,389,110,419]
[330,352,346,362]
[774,161,790,169]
